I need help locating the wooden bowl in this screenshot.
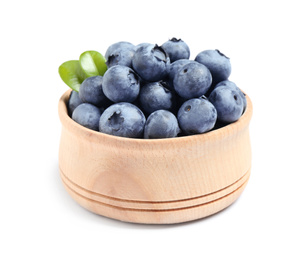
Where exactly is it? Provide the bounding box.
[58,90,253,224]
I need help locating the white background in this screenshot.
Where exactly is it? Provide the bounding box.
[1,0,288,259]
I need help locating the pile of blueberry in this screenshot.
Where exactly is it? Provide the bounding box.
[65,38,247,139]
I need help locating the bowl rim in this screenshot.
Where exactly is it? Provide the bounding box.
[58,89,253,145]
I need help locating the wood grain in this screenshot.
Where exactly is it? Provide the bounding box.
[58,90,253,224]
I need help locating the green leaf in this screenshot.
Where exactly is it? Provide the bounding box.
[58,60,86,92]
[79,51,107,77]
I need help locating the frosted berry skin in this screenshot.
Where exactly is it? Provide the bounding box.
[209,85,244,123]
[173,61,212,99]
[167,59,192,89]
[139,81,176,115]
[144,110,180,139]
[135,42,151,51]
[68,90,83,116]
[214,80,247,114]
[102,65,140,103]
[105,46,136,69]
[105,41,135,60]
[132,44,170,82]
[161,38,190,63]
[79,76,109,107]
[177,98,217,134]
[195,49,231,84]
[72,103,101,131]
[99,103,146,138]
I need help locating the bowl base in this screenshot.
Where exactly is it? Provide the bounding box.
[60,167,250,224]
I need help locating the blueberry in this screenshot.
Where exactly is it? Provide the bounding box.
[79,76,110,107]
[72,103,101,131]
[102,65,140,103]
[144,110,180,139]
[67,90,83,116]
[105,41,135,60]
[195,49,231,84]
[99,103,146,138]
[105,43,136,68]
[209,85,244,123]
[167,59,192,89]
[139,81,176,115]
[214,80,247,113]
[177,98,217,134]
[161,38,190,63]
[135,42,151,51]
[173,61,212,99]
[132,44,169,82]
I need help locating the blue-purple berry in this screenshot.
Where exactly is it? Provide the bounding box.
[177,97,217,134]
[99,103,146,138]
[161,38,190,63]
[79,76,110,107]
[132,44,170,82]
[72,103,101,131]
[144,110,180,139]
[209,84,244,123]
[139,81,176,115]
[173,61,212,99]
[195,49,231,84]
[102,65,140,103]
[67,90,83,116]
